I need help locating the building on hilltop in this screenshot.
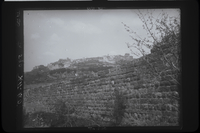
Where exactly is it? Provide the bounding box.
[47,58,72,70]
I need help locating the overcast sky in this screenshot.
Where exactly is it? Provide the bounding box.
[24,9,179,72]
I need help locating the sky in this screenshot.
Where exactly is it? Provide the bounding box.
[24,9,180,72]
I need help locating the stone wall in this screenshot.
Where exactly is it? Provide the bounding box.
[24,48,180,126]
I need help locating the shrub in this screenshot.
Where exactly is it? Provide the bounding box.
[23,111,56,128]
[111,88,126,126]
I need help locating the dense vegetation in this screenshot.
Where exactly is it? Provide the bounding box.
[23,89,126,127]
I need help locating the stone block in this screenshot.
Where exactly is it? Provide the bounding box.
[148,104,155,111]
[146,93,152,98]
[151,93,156,98]
[167,117,179,124]
[160,104,168,111]
[140,94,145,98]
[172,91,179,98]
[165,104,172,111]
[134,84,140,90]
[154,82,160,88]
[154,92,162,98]
[140,104,148,110]
[140,98,149,104]
[161,92,168,98]
[131,98,139,104]
[143,83,150,88]
[170,85,178,91]
[138,88,146,94]
[149,99,159,104]
[171,105,179,112]
[161,75,173,81]
[154,104,160,111]
[146,87,154,93]
[162,98,171,104]
[157,86,170,92]
[160,81,171,86]
[136,93,140,98]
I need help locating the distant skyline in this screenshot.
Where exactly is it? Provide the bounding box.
[24,9,179,72]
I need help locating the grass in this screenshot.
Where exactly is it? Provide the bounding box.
[23,98,107,128]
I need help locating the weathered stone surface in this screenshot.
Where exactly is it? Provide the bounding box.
[24,50,180,126]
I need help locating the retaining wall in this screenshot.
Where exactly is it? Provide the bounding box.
[24,46,180,126]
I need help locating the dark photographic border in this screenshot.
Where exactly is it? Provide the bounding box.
[1,0,199,132]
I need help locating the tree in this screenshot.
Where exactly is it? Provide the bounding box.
[122,9,181,85]
[121,9,181,126]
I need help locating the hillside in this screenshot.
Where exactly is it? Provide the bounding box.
[46,53,134,70]
[24,53,134,85]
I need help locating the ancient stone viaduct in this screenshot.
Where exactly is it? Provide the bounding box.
[24,46,180,126]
